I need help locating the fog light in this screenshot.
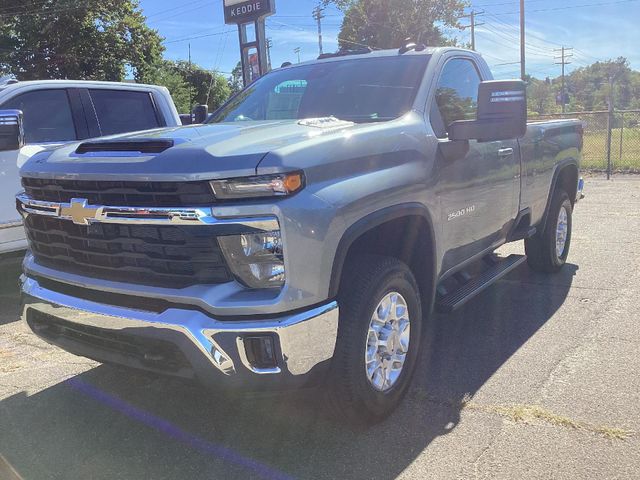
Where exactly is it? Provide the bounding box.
[244,335,277,369]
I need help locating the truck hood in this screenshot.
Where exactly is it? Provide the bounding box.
[20,118,358,181]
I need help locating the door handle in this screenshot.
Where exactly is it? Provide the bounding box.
[498,147,514,157]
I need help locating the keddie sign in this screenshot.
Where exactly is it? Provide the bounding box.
[223,0,275,24]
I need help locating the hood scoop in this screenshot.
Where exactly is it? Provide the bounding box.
[75,139,175,155]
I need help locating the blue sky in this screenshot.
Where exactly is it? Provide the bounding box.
[138,0,640,79]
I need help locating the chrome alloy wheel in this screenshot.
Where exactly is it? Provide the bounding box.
[365,292,411,392]
[556,206,569,258]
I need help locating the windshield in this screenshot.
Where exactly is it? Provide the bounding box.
[209,55,429,124]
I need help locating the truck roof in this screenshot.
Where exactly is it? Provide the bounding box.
[286,46,479,67]
[0,79,169,93]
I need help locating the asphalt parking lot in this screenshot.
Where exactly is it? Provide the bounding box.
[1,177,639,480]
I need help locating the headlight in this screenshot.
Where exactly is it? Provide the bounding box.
[219,231,285,289]
[210,172,304,200]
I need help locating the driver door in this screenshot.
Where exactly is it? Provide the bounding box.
[431,57,520,274]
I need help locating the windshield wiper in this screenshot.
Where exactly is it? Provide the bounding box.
[333,114,396,123]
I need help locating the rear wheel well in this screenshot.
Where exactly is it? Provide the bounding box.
[556,163,579,206]
[338,216,435,312]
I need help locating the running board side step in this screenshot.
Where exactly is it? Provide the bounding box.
[436,254,527,313]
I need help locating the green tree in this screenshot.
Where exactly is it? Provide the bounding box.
[565,58,633,111]
[166,61,231,112]
[145,61,191,113]
[324,0,466,50]
[527,77,557,115]
[0,0,163,82]
[228,62,244,95]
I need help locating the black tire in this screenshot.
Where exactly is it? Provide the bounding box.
[525,189,573,273]
[326,254,423,425]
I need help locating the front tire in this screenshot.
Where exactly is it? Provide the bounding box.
[327,255,423,425]
[525,189,573,273]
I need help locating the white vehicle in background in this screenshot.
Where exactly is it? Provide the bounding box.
[0,78,182,255]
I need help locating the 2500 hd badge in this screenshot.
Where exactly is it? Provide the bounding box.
[448,205,477,222]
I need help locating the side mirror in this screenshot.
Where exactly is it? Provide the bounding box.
[179,113,193,126]
[0,109,24,151]
[192,104,208,124]
[449,80,527,142]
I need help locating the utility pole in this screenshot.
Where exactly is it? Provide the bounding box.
[294,47,301,63]
[312,4,325,56]
[520,0,526,80]
[460,10,484,51]
[554,46,573,113]
[266,37,273,70]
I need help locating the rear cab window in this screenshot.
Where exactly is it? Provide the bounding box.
[0,89,77,143]
[88,89,162,136]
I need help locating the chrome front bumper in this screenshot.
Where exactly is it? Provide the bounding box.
[21,276,339,388]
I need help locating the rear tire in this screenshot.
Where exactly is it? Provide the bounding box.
[327,255,422,425]
[525,189,573,273]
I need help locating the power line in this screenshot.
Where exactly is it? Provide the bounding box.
[460,10,485,51]
[268,18,379,52]
[0,1,94,18]
[471,0,548,7]
[146,1,217,24]
[164,29,235,45]
[482,11,602,68]
[483,11,564,47]
[0,0,213,20]
[145,0,212,20]
[488,0,640,16]
[479,23,555,57]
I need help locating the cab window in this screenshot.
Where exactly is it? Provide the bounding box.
[89,89,161,136]
[433,58,482,134]
[1,89,77,143]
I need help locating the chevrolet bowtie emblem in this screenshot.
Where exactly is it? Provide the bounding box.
[59,198,103,225]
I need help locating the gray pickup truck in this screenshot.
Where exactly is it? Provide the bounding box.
[12,46,584,424]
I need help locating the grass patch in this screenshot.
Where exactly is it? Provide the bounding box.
[582,128,640,172]
[413,392,634,441]
[464,402,635,441]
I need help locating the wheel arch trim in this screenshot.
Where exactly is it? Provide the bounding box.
[328,203,437,308]
[540,158,579,232]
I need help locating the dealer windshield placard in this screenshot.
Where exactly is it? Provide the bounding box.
[223,0,275,24]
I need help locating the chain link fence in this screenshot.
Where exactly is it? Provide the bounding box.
[529,110,640,175]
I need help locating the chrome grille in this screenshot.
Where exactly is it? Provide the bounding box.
[25,215,233,288]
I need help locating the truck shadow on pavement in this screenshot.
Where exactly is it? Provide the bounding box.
[0,263,577,480]
[0,256,22,326]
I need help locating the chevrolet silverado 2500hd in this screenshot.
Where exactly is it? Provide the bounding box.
[13,46,584,423]
[0,79,181,255]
